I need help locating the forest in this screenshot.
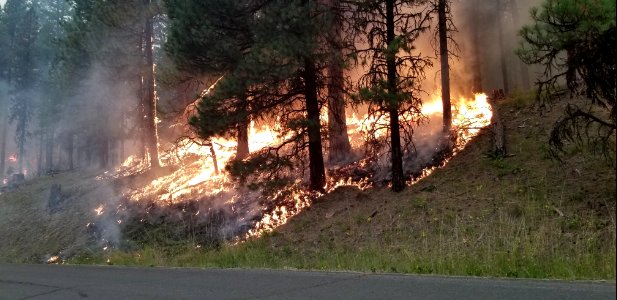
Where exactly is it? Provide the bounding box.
[0,0,614,278]
[0,0,549,189]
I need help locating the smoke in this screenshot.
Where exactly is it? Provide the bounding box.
[450,0,543,93]
[1,0,550,257]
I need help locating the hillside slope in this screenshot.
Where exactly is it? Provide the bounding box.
[254,95,616,279]
[0,94,615,279]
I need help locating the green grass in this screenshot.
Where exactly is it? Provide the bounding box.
[98,93,614,279]
[3,93,616,280]
[73,220,615,279]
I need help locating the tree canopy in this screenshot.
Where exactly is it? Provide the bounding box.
[517,0,616,156]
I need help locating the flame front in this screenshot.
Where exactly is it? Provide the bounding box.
[452,93,492,148]
[105,92,492,238]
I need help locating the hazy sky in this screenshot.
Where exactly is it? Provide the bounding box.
[0,0,5,7]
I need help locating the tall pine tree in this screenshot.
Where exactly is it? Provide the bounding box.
[350,0,432,192]
[5,0,39,173]
[176,0,329,191]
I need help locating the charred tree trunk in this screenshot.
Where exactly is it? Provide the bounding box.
[209,142,219,175]
[496,0,510,94]
[304,59,326,192]
[99,134,109,169]
[37,134,43,176]
[489,92,506,156]
[438,0,452,138]
[0,109,7,177]
[109,139,116,167]
[326,0,352,163]
[387,0,405,192]
[138,73,146,160]
[236,110,249,160]
[45,130,54,173]
[85,143,92,168]
[143,2,160,169]
[327,79,352,163]
[119,137,125,164]
[119,110,126,164]
[17,117,26,174]
[67,133,74,170]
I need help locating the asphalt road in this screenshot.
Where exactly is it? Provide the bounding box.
[0,264,614,300]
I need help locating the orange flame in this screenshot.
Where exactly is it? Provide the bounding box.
[104,92,491,238]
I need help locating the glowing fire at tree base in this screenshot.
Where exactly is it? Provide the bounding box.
[91,93,492,244]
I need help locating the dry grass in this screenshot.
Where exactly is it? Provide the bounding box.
[241,94,616,279]
[99,93,616,279]
[1,93,615,279]
[0,171,110,263]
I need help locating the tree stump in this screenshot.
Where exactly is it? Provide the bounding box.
[7,173,25,190]
[47,184,65,213]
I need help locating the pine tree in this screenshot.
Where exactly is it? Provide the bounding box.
[142,0,160,169]
[325,0,352,164]
[54,0,97,169]
[165,0,255,160]
[436,0,452,139]
[351,0,432,192]
[5,0,39,173]
[517,0,616,155]
[0,6,9,177]
[35,0,71,173]
[496,0,510,94]
[56,0,162,169]
[179,0,329,191]
[468,0,483,93]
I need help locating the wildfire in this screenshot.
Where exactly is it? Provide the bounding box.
[95,205,104,216]
[101,92,492,240]
[46,255,61,264]
[451,93,493,149]
[127,121,285,204]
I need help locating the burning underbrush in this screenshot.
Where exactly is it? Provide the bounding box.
[89,93,492,251]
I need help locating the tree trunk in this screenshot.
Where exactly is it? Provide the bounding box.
[37,134,43,176]
[85,143,92,168]
[496,0,510,94]
[236,115,249,160]
[0,108,7,177]
[138,72,146,160]
[470,0,483,93]
[45,129,54,173]
[17,116,26,174]
[120,111,125,163]
[510,0,531,90]
[387,0,405,192]
[489,93,506,156]
[143,1,160,169]
[67,133,74,170]
[326,0,352,163]
[99,134,109,169]
[304,59,326,192]
[438,0,452,137]
[209,142,219,175]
